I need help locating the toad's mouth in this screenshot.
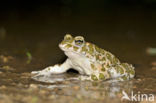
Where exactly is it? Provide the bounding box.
[59,43,71,51]
[59,43,78,52]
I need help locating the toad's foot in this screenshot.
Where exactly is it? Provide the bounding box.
[79,75,92,81]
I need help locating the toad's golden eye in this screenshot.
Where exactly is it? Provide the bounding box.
[75,39,84,46]
[74,36,85,46]
[64,34,73,40]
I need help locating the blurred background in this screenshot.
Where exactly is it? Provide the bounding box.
[0,1,156,103]
[0,0,156,72]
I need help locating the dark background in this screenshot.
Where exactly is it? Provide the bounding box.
[0,1,156,103]
[0,0,156,71]
[0,0,156,38]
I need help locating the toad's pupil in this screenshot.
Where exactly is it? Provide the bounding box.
[75,40,83,44]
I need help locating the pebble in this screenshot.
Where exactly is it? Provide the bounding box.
[0,85,6,89]
[151,61,156,66]
[73,86,80,90]
[29,84,38,89]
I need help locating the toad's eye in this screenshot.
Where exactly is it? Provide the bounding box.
[74,36,85,46]
[75,39,84,46]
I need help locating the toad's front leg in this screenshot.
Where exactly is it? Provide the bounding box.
[31,59,72,76]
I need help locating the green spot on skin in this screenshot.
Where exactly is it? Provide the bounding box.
[122,63,129,69]
[116,65,124,74]
[68,39,74,43]
[91,74,98,81]
[96,55,99,60]
[88,49,93,55]
[101,67,105,71]
[121,63,135,75]
[106,53,112,63]
[61,41,66,45]
[99,48,104,53]
[65,44,72,48]
[99,73,105,80]
[96,54,104,61]
[120,68,124,74]
[81,46,87,52]
[91,64,96,70]
[102,57,106,61]
[86,55,89,58]
[61,39,73,45]
[106,64,110,68]
[113,57,120,64]
[88,44,94,51]
[73,46,79,51]
[95,45,100,52]
[118,66,124,74]
[129,69,135,75]
[107,71,111,77]
[66,37,72,41]
[87,44,95,56]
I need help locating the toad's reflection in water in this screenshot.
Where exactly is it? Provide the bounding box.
[32,73,134,102]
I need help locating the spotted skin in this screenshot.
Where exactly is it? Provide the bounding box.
[31,34,135,81]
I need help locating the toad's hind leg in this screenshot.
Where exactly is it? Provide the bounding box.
[108,63,135,81]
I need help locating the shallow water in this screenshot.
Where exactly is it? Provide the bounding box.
[0,9,156,103]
